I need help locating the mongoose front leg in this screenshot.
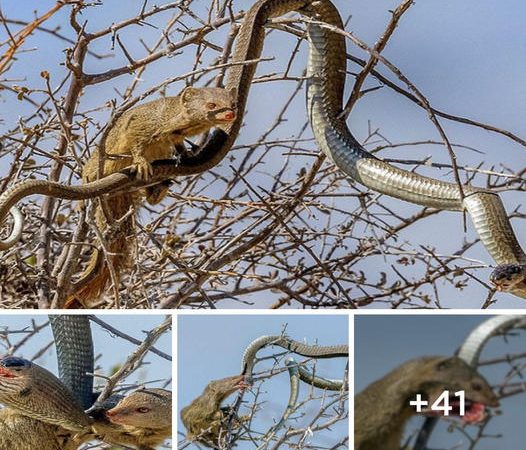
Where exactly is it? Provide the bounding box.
[129,150,154,181]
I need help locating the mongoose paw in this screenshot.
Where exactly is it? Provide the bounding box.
[131,157,153,181]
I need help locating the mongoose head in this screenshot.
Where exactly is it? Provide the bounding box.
[0,356,33,394]
[105,388,172,429]
[203,374,249,404]
[490,263,526,291]
[0,356,31,378]
[404,356,499,424]
[181,86,237,126]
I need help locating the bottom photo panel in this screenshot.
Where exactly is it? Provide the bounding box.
[0,314,172,450]
[355,314,526,450]
[177,314,349,449]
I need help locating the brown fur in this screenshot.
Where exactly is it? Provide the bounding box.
[0,408,87,450]
[354,356,498,450]
[68,87,236,306]
[181,374,247,449]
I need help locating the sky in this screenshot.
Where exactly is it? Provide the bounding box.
[355,314,526,449]
[177,314,349,448]
[0,1,525,307]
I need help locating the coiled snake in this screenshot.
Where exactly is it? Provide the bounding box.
[1,0,525,299]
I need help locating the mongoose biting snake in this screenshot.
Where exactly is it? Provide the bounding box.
[0,315,171,449]
[181,334,347,448]
[414,315,526,450]
[0,0,525,299]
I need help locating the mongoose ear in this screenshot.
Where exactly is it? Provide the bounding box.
[181,86,199,104]
[436,357,456,371]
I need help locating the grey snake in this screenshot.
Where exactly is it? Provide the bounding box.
[241,334,348,446]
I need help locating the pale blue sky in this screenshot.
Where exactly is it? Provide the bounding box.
[356,315,526,449]
[1,1,525,307]
[178,314,349,448]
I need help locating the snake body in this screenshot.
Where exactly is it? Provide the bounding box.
[0,356,91,432]
[1,0,525,298]
[49,315,95,410]
[0,316,94,435]
[414,315,526,449]
[241,334,347,446]
[301,0,526,297]
[241,334,348,379]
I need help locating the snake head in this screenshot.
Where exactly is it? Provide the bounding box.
[490,264,526,291]
[0,356,31,378]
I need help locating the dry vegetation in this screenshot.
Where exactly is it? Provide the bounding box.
[0,0,525,308]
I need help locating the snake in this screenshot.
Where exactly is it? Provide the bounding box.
[414,315,526,449]
[48,315,95,411]
[241,334,349,382]
[0,315,173,449]
[1,0,525,299]
[240,334,347,446]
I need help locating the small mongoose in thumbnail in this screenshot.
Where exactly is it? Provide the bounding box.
[181,374,249,448]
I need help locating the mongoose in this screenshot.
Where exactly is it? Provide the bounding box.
[354,356,499,450]
[0,356,91,450]
[69,86,237,306]
[181,374,249,449]
[0,356,91,431]
[91,388,172,450]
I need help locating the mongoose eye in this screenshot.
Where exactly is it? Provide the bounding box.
[206,102,217,110]
[472,381,482,391]
[137,406,150,413]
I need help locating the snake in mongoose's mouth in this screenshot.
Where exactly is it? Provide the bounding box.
[0,0,525,299]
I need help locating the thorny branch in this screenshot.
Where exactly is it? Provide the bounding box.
[0,1,524,310]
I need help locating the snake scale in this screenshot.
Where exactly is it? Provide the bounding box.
[414,315,526,449]
[49,315,95,411]
[1,0,525,299]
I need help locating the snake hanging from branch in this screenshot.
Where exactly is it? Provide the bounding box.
[239,334,348,447]
[0,0,525,299]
